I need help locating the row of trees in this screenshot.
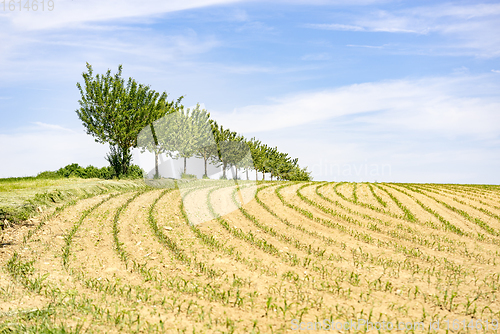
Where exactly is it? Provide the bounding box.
[76,63,311,181]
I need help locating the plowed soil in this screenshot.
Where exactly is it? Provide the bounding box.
[1,181,500,333]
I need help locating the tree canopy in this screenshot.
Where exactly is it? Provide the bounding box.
[76,63,182,176]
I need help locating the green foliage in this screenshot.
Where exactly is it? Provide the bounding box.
[0,178,145,225]
[52,163,144,180]
[79,63,309,181]
[192,106,218,177]
[246,137,311,181]
[181,172,197,180]
[287,166,312,181]
[210,120,248,179]
[105,145,132,178]
[35,171,63,179]
[76,63,182,177]
[141,104,213,176]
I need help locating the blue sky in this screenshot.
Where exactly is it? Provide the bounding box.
[1,0,499,183]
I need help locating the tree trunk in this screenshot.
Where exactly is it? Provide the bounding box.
[183,157,187,174]
[235,167,238,180]
[155,150,159,178]
[246,169,249,180]
[255,169,258,181]
[204,158,208,178]
[262,172,265,181]
[121,146,130,177]
[222,162,227,179]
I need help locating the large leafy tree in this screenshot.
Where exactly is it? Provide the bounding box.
[76,63,182,176]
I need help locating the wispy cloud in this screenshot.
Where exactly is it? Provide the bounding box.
[4,0,245,31]
[211,74,500,138]
[0,27,221,85]
[306,3,500,57]
[346,44,384,48]
[306,23,365,31]
[32,122,76,132]
[301,53,331,60]
[0,123,109,178]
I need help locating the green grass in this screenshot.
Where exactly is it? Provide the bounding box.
[0,177,147,223]
[0,177,69,192]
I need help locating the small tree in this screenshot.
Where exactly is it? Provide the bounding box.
[221,138,247,180]
[76,63,182,177]
[212,122,243,179]
[247,138,263,180]
[158,107,197,175]
[137,123,167,179]
[191,105,218,178]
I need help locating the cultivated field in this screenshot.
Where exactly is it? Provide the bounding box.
[1,181,500,333]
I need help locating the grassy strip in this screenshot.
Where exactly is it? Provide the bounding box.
[254,184,343,249]
[382,184,465,236]
[320,183,402,220]
[418,184,500,225]
[5,253,49,294]
[109,186,252,310]
[147,188,223,279]
[232,185,327,258]
[206,185,280,257]
[62,193,122,267]
[179,185,260,263]
[228,184,430,300]
[352,183,358,203]
[68,187,251,316]
[1,179,146,224]
[407,184,499,237]
[5,244,150,333]
[112,189,150,265]
[323,182,400,220]
[276,183,491,267]
[372,184,416,222]
[297,184,470,257]
[368,184,388,207]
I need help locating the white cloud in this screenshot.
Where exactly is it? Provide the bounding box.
[210,74,500,138]
[0,27,221,85]
[271,0,392,5]
[307,3,500,57]
[301,53,331,60]
[306,23,365,31]
[346,44,384,48]
[492,70,500,73]
[0,123,109,178]
[4,0,245,31]
[32,122,76,132]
